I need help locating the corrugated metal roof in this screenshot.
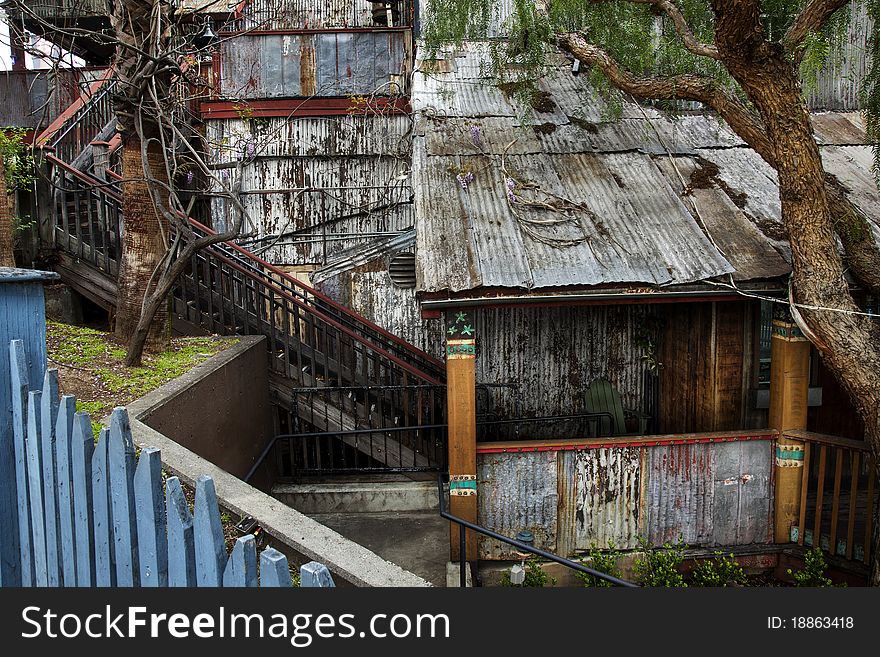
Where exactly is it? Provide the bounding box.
[412,42,877,294]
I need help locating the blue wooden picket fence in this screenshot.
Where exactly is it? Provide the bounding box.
[1,339,334,588]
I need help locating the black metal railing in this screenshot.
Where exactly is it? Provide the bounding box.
[437,474,639,588]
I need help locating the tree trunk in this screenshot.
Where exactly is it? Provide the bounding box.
[0,159,16,267]
[114,137,169,354]
[710,5,880,582]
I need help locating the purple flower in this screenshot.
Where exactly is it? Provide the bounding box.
[456,171,475,190]
[505,177,516,203]
[246,141,256,158]
[186,170,195,185]
[470,125,482,148]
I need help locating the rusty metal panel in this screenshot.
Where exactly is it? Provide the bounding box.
[642,441,773,547]
[220,32,406,98]
[235,0,410,30]
[477,451,558,560]
[642,443,715,546]
[566,447,641,552]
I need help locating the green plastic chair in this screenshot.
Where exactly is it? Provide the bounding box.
[584,377,650,436]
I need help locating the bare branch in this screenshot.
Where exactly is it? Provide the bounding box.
[623,0,720,59]
[557,32,775,165]
[783,0,851,59]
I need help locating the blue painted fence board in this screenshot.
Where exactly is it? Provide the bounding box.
[259,548,292,587]
[134,448,167,587]
[223,535,258,587]
[9,340,31,587]
[301,562,335,588]
[194,475,227,586]
[26,390,47,587]
[72,412,96,586]
[109,408,139,586]
[92,428,116,586]
[55,395,77,587]
[40,369,61,587]
[166,477,196,587]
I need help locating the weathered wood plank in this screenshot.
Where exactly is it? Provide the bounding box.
[259,548,291,587]
[54,395,77,586]
[134,447,167,587]
[26,390,47,586]
[846,451,859,561]
[797,442,811,545]
[9,339,31,587]
[829,448,844,553]
[194,475,227,586]
[71,412,96,586]
[165,476,196,587]
[109,408,139,586]
[40,369,62,587]
[300,562,335,588]
[223,535,258,587]
[92,427,116,586]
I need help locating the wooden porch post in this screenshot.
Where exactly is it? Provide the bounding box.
[769,311,811,543]
[445,309,478,562]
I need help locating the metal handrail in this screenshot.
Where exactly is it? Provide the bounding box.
[437,474,638,588]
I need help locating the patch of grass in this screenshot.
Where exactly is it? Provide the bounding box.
[48,321,126,365]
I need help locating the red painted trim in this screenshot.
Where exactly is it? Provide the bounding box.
[476,430,779,454]
[200,97,411,120]
[34,68,113,148]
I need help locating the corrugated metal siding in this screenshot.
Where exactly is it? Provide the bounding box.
[234,0,410,30]
[477,438,774,559]
[219,32,408,98]
[472,304,655,422]
[806,2,871,111]
[207,115,413,265]
[561,448,642,552]
[478,451,559,559]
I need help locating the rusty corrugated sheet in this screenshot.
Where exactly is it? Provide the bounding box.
[219,32,407,99]
[235,0,411,30]
[641,441,773,547]
[478,451,559,559]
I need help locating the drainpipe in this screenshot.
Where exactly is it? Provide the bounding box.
[445,309,478,564]
[769,308,811,543]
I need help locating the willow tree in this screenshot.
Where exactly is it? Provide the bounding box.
[425,0,880,582]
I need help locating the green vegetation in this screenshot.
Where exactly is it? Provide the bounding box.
[691,551,748,588]
[47,320,235,434]
[577,542,622,587]
[633,537,688,587]
[787,547,839,587]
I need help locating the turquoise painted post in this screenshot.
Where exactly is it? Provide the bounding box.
[25,390,47,586]
[0,268,58,587]
[108,408,139,586]
[134,448,167,587]
[300,562,335,588]
[71,412,95,586]
[194,475,227,587]
[54,395,76,587]
[165,477,196,587]
[92,427,116,586]
[9,340,32,587]
[223,535,257,587]
[40,370,62,587]
[259,548,292,587]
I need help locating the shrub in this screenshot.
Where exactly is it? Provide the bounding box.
[577,542,622,587]
[787,547,838,587]
[633,537,688,587]
[691,552,747,587]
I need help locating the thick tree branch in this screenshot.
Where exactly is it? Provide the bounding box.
[783,0,851,60]
[558,32,774,163]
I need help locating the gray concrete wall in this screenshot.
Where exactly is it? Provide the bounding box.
[128,335,275,489]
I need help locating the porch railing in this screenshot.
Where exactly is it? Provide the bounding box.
[785,430,877,566]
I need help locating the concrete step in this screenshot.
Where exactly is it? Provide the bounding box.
[273,478,442,514]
